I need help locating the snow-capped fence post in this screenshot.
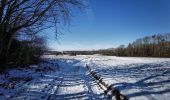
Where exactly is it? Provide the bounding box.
[86,65,128,100]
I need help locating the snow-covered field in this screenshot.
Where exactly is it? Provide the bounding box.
[49,55,170,100]
[0,55,170,100]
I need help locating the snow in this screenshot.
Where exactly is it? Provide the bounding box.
[0,54,170,100]
[53,55,170,100]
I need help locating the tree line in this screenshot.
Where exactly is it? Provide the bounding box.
[57,33,170,57]
[115,33,170,57]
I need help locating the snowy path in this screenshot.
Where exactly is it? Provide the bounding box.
[49,74,100,99]
[5,56,106,100]
[49,59,106,100]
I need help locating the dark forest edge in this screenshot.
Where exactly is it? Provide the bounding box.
[51,33,170,57]
[0,0,84,72]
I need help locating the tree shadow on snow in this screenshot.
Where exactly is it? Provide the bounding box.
[93,61,170,99]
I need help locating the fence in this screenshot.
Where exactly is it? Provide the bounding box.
[86,65,128,100]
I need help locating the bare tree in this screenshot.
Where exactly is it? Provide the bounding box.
[0,0,84,65]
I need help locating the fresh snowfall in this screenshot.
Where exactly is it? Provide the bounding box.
[0,55,170,100]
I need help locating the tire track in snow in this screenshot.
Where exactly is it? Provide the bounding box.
[50,74,88,99]
[47,74,64,100]
[49,58,103,100]
[81,74,105,99]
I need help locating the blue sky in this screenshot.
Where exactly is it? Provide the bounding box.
[47,0,170,51]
